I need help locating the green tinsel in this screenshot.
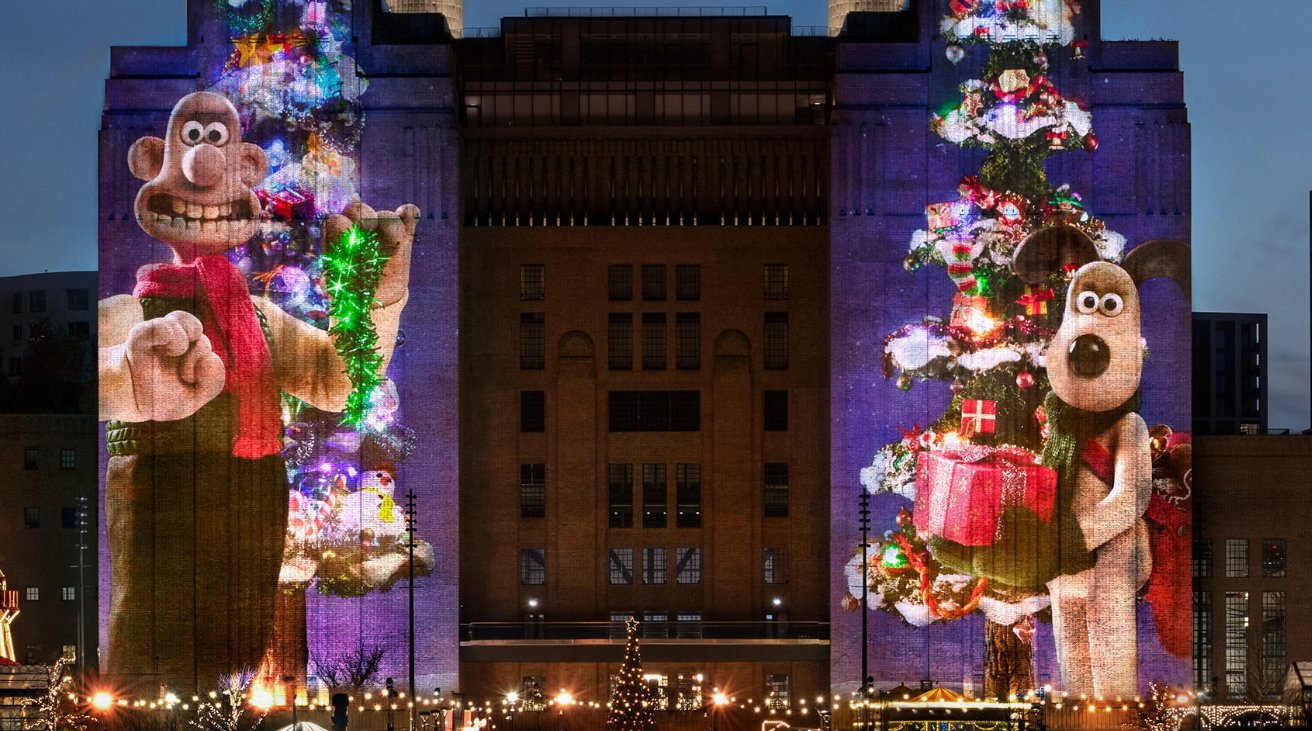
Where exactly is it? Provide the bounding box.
[214,0,275,36]
[323,224,389,427]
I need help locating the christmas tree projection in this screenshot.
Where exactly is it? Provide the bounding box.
[844,0,1127,698]
[606,617,656,731]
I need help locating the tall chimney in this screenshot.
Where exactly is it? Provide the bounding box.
[382,0,463,37]
[829,0,910,35]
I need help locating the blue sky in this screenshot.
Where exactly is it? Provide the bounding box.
[0,0,1306,430]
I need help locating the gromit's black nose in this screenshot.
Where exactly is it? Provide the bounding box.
[1068,334,1110,378]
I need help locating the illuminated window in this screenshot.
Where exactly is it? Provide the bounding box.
[642,613,668,640]
[764,264,789,300]
[764,548,788,585]
[764,390,788,431]
[519,313,545,370]
[24,587,38,602]
[675,464,701,528]
[1194,590,1212,692]
[520,391,545,432]
[642,265,666,301]
[520,264,545,301]
[764,464,789,517]
[520,464,545,518]
[675,313,700,370]
[519,548,546,585]
[28,291,46,314]
[642,464,667,528]
[23,507,38,529]
[764,674,790,709]
[675,547,701,584]
[608,314,633,370]
[1225,539,1249,578]
[61,586,75,602]
[1262,591,1285,694]
[641,670,669,709]
[66,288,90,311]
[520,677,547,709]
[676,613,702,639]
[608,464,634,528]
[608,265,633,301]
[675,673,704,710]
[60,449,75,470]
[1224,591,1249,698]
[1261,539,1285,578]
[764,313,788,369]
[643,547,667,584]
[675,265,700,301]
[608,548,634,585]
[1193,538,1212,578]
[642,313,667,370]
[24,448,38,470]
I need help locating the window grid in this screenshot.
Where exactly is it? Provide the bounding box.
[520,464,546,518]
[520,264,545,301]
[1225,539,1249,578]
[520,677,547,710]
[24,587,38,602]
[764,264,789,300]
[608,548,634,585]
[675,547,702,585]
[642,313,667,370]
[1194,590,1212,693]
[28,291,46,314]
[642,463,668,528]
[675,673,704,710]
[764,674,790,709]
[59,449,75,470]
[676,463,701,528]
[1262,591,1286,692]
[520,391,545,432]
[764,312,788,370]
[1261,539,1285,578]
[764,548,788,585]
[24,448,38,470]
[1224,591,1249,698]
[520,313,545,370]
[608,314,633,370]
[642,614,669,640]
[642,265,667,301]
[608,265,633,301]
[640,669,669,709]
[67,288,90,311]
[520,548,546,585]
[61,586,75,602]
[764,463,789,517]
[608,464,634,528]
[676,613,702,639]
[1194,538,1212,578]
[675,265,700,301]
[643,547,667,584]
[675,313,700,370]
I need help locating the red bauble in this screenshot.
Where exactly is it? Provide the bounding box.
[1016,370,1036,389]
[1083,133,1099,152]
[895,508,913,527]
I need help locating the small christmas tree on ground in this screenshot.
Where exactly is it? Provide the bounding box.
[606,617,655,731]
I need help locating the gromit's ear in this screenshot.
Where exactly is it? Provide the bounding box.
[1011,224,1101,285]
[1123,239,1191,299]
[128,136,165,182]
[239,142,268,188]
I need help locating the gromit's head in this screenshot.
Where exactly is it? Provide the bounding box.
[129,92,267,262]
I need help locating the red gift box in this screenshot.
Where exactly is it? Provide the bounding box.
[913,445,1056,546]
[960,398,997,436]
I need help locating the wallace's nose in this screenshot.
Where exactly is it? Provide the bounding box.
[182,144,226,187]
[1068,334,1111,378]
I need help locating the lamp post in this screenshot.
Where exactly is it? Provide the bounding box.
[404,491,417,731]
[858,487,872,731]
[709,690,729,731]
[386,677,397,731]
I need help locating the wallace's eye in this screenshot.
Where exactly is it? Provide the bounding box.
[203,122,230,146]
[1075,291,1099,315]
[1100,292,1124,317]
[180,121,205,145]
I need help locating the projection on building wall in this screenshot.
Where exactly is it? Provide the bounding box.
[98,0,439,696]
[834,0,1192,700]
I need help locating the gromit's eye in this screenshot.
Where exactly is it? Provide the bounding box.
[1100,292,1124,317]
[203,122,230,146]
[180,121,205,146]
[1075,290,1099,315]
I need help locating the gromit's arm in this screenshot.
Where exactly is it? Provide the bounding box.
[1083,413,1151,549]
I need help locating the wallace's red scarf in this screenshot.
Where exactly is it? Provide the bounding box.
[134,255,282,459]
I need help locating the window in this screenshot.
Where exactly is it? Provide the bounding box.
[67,322,90,341]
[608,314,633,370]
[608,464,634,528]
[765,264,789,300]
[520,391,545,432]
[24,587,38,602]
[520,548,546,585]
[642,463,667,528]
[24,507,39,529]
[610,613,633,639]
[520,464,546,518]
[11,325,20,345]
[1225,539,1249,578]
[520,313,545,370]
[675,265,700,301]
[764,674,790,709]
[29,291,46,313]
[676,464,701,528]
[7,358,22,377]
[675,673,704,710]
[1194,590,1213,693]
[608,547,634,585]
[764,548,788,585]
[1224,591,1248,698]
[24,448,38,470]
[675,314,700,370]
[520,264,545,301]
[639,670,669,710]
[642,614,669,641]
[1262,591,1286,692]
[643,547,667,584]
[608,391,700,432]
[764,464,789,517]
[10,292,21,314]
[764,313,788,369]
[764,390,788,431]
[520,677,547,709]
[608,265,633,301]
[1194,538,1212,578]
[61,586,76,602]
[67,288,90,311]
[1261,539,1285,578]
[642,313,667,370]
[675,547,701,584]
[61,507,77,529]
[676,613,702,639]
[642,265,666,301]
[60,449,75,470]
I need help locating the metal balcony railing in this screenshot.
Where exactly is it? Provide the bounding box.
[461,620,829,642]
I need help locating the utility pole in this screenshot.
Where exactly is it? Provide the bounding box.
[405,490,417,731]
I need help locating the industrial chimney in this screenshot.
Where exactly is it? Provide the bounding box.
[829,0,910,35]
[382,0,463,37]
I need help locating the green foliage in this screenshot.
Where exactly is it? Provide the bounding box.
[323,224,389,427]
[978,139,1053,201]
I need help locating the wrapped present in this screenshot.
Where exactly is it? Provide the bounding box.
[271,188,315,221]
[926,201,969,232]
[1016,285,1054,316]
[960,398,997,436]
[914,444,1056,546]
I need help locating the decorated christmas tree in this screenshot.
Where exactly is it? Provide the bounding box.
[843,0,1125,698]
[606,618,655,731]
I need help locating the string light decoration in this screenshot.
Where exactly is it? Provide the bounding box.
[606,617,656,731]
[322,224,389,426]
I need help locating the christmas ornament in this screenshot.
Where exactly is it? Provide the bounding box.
[897,374,914,392]
[904,253,922,272]
[950,377,965,395]
[946,44,967,64]
[881,543,910,569]
[1016,369,1035,389]
[895,507,913,527]
[1083,133,1099,151]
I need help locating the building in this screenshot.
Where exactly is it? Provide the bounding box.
[0,272,95,388]
[1193,313,1268,436]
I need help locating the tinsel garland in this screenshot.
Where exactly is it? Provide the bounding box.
[214,0,275,37]
[323,224,389,426]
